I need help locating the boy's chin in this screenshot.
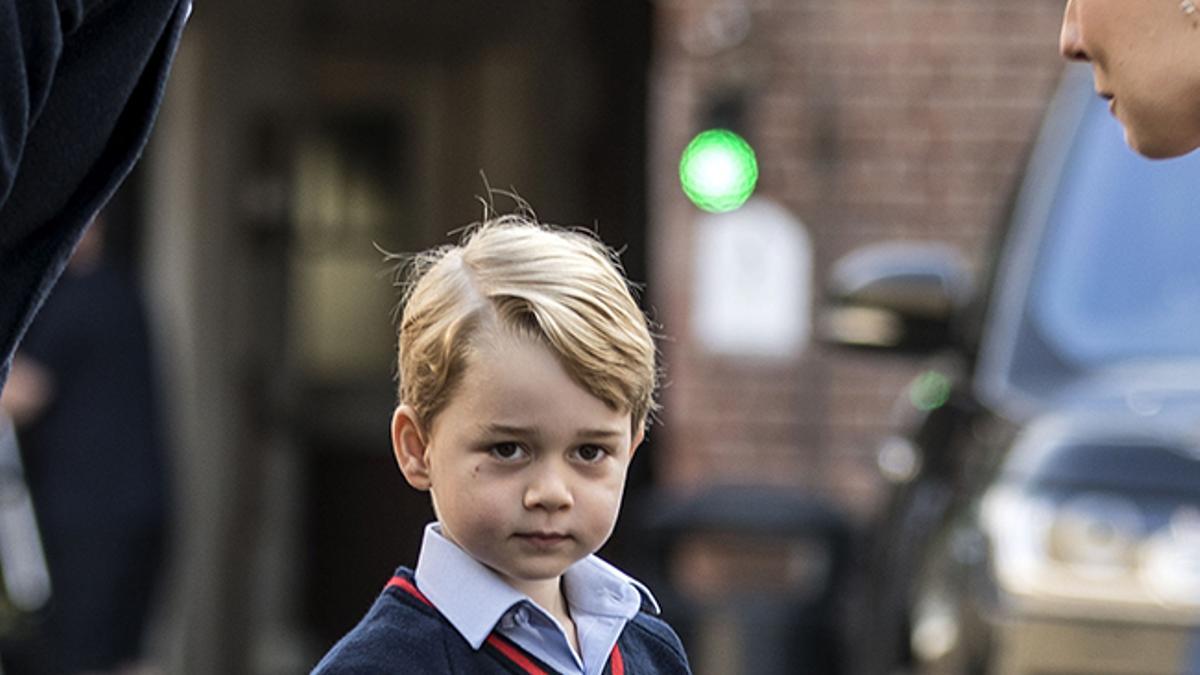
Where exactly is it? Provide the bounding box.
[494,552,588,584]
[491,564,573,593]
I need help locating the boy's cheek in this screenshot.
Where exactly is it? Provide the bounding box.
[587,499,625,547]
[455,492,510,530]
[581,482,629,521]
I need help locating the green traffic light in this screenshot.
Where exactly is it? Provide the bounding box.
[909,370,952,411]
[679,129,759,213]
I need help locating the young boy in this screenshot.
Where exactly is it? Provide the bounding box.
[313,214,691,674]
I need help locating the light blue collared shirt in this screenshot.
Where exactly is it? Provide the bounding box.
[413,523,660,675]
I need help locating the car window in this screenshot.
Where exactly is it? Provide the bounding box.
[1032,101,1200,367]
[1030,442,1200,495]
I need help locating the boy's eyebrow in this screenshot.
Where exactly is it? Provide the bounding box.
[482,423,625,440]
[574,428,626,440]
[482,423,537,437]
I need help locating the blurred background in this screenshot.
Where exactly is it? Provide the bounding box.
[20,0,1198,674]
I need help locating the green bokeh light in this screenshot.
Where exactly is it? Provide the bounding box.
[909,370,953,412]
[679,129,759,213]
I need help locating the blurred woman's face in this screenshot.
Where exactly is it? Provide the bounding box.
[1060,0,1200,158]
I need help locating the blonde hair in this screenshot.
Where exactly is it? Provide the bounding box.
[396,213,659,433]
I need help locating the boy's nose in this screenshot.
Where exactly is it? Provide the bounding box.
[1059,0,1089,61]
[523,468,573,511]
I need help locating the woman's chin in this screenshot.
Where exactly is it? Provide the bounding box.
[1124,125,1200,160]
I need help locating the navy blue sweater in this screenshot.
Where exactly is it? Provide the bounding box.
[313,568,691,674]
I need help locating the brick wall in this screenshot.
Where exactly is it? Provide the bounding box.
[648,0,1066,520]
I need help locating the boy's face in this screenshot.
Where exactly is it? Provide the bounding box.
[392,329,643,596]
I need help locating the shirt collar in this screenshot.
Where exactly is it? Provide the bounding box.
[412,523,660,650]
[414,523,527,649]
[562,554,660,618]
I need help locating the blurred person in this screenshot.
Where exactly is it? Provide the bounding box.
[0,0,190,394]
[313,213,691,674]
[1059,0,1200,158]
[0,218,170,675]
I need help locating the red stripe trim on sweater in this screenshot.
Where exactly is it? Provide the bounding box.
[388,575,625,675]
[485,634,549,675]
[610,644,625,675]
[386,576,433,607]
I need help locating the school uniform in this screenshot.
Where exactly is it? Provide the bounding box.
[313,523,691,674]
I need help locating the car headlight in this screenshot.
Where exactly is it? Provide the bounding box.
[981,486,1200,611]
[1048,492,1143,578]
[1139,506,1200,608]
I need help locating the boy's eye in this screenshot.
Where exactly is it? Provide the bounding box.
[574,445,609,463]
[488,442,527,461]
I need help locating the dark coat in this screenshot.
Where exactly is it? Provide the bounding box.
[0,0,190,389]
[17,259,168,533]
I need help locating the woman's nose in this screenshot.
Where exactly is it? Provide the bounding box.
[1059,0,1089,61]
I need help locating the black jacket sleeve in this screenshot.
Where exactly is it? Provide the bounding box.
[0,0,61,207]
[0,0,190,389]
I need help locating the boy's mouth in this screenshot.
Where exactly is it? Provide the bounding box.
[514,531,572,548]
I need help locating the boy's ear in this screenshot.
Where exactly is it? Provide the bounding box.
[629,426,645,460]
[392,405,432,491]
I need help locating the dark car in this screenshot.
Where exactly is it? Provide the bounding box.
[822,64,1200,675]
